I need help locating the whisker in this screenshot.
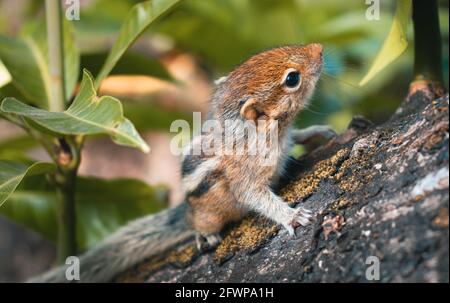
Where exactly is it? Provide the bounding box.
[317,73,361,104]
[323,47,361,75]
[303,106,330,116]
[323,46,340,57]
[321,72,361,90]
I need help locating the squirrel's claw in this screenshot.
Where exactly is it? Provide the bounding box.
[317,125,338,140]
[283,207,314,237]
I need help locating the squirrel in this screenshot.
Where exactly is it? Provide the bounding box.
[31,43,336,282]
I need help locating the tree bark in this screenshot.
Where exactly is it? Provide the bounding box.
[116,89,449,283]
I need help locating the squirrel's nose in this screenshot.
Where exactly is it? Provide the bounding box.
[308,43,323,58]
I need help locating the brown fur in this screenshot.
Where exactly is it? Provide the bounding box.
[187,173,245,234]
[184,44,324,238]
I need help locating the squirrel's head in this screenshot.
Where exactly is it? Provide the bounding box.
[215,43,323,123]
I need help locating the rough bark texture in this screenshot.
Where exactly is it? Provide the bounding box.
[117,90,449,283]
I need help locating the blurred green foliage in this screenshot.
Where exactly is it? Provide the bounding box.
[1,174,168,250]
[0,0,180,254]
[79,0,449,129]
[1,0,448,130]
[0,0,448,252]
[84,0,450,129]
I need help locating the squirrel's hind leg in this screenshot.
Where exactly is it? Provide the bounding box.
[187,176,246,250]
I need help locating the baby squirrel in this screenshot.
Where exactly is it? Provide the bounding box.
[33,43,336,282]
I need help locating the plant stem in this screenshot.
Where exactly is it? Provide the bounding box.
[412,0,444,83]
[46,0,78,263]
[54,137,81,263]
[45,0,66,112]
[55,168,78,263]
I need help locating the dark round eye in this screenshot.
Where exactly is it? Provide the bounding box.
[284,71,301,88]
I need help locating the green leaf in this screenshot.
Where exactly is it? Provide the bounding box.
[0,136,39,160]
[0,59,11,88]
[1,70,150,153]
[0,176,168,250]
[359,0,412,86]
[123,101,192,131]
[94,0,182,89]
[81,51,172,82]
[0,35,51,108]
[0,82,30,103]
[0,160,55,206]
[0,20,80,108]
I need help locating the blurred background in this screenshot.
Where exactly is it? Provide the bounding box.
[0,0,448,282]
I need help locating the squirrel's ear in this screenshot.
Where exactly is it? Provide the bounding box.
[240,98,261,121]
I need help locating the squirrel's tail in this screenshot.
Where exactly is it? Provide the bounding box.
[29,203,194,283]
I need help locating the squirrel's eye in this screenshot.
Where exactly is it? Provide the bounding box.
[284,71,301,88]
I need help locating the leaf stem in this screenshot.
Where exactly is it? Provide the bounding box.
[45,0,66,112]
[0,114,59,162]
[0,112,23,127]
[21,118,59,163]
[412,0,444,84]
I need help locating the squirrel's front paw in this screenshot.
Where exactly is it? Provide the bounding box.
[316,125,337,140]
[282,207,313,236]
